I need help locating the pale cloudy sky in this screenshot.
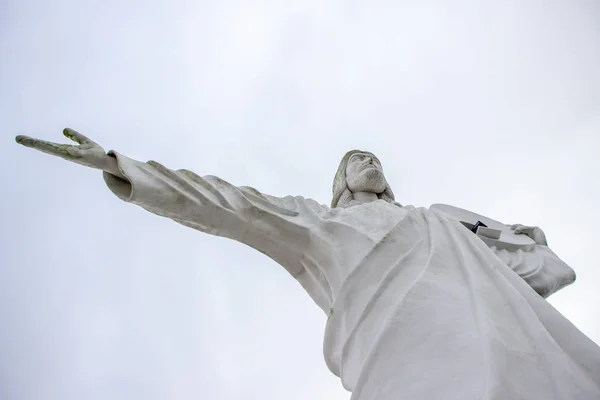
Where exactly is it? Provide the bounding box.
[1,1,599,399]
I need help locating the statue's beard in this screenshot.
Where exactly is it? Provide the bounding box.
[347,168,387,194]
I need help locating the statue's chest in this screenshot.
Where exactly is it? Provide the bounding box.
[327,201,410,243]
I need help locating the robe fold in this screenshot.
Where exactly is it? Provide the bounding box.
[103,152,600,400]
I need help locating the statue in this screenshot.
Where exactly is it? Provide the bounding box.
[15,129,600,399]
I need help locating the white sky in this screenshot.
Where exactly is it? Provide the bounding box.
[1,1,599,399]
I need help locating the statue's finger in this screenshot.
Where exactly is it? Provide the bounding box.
[16,135,61,153]
[63,128,96,145]
[16,135,75,158]
[16,135,36,147]
[509,224,523,230]
[513,226,534,235]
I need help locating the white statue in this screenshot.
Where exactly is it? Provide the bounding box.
[16,129,600,399]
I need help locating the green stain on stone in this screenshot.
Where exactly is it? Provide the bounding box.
[45,142,83,160]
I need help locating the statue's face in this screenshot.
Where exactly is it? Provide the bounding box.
[345,152,387,194]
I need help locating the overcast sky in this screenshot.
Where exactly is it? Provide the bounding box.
[1,1,599,399]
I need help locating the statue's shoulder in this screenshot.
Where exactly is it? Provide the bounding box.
[281,195,330,215]
[237,187,329,217]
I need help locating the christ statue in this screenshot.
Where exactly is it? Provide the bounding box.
[15,129,600,399]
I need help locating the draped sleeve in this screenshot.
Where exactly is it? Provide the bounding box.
[491,244,576,298]
[102,151,328,278]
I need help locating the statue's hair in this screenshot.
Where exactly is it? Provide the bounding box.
[331,149,397,208]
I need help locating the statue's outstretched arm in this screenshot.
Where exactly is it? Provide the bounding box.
[16,128,315,269]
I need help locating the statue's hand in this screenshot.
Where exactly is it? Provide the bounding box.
[16,128,119,175]
[509,224,548,246]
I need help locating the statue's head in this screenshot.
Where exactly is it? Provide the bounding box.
[331,150,396,208]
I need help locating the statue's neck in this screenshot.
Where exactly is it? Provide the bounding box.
[352,191,379,204]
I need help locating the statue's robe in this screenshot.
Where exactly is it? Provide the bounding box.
[104,152,600,400]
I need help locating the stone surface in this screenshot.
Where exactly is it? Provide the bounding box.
[15,134,600,399]
[103,150,600,399]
